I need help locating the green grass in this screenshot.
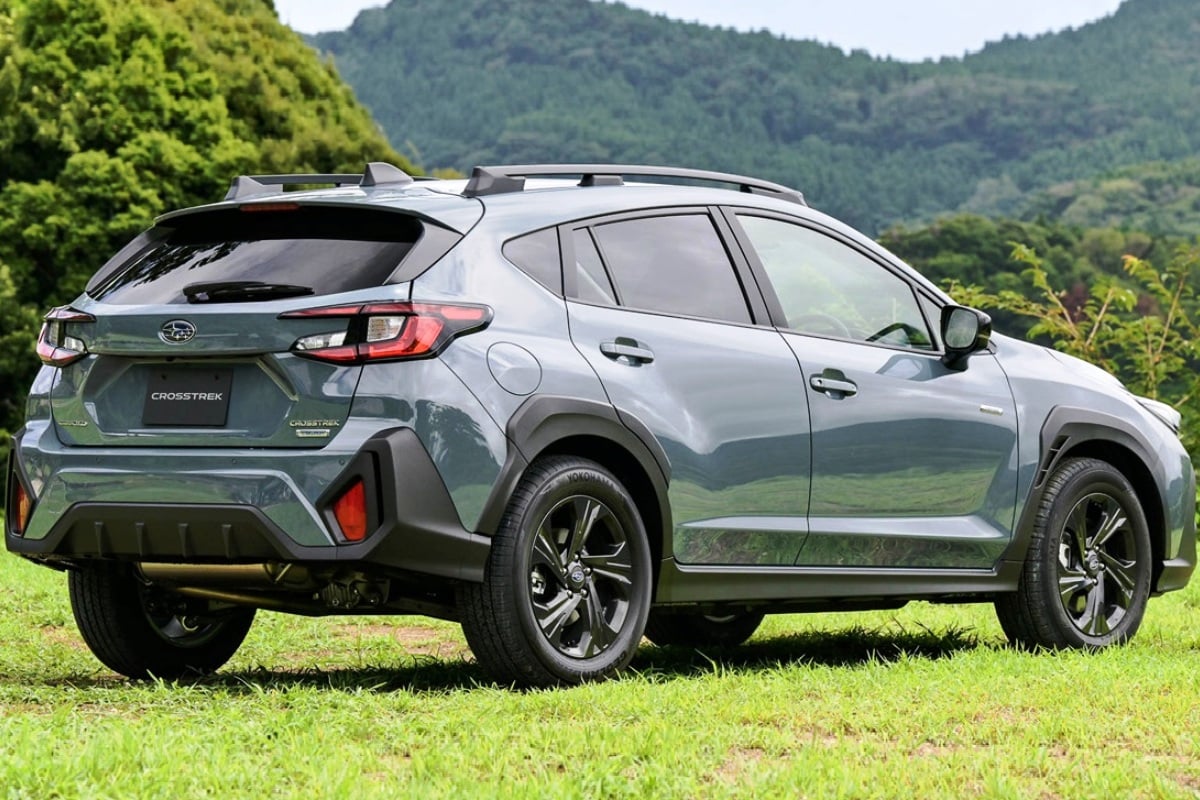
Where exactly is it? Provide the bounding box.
[2,553,1199,799]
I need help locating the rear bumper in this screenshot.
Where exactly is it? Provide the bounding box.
[5,426,489,582]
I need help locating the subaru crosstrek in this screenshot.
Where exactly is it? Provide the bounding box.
[6,162,1195,686]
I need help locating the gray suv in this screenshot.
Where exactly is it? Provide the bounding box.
[6,163,1195,686]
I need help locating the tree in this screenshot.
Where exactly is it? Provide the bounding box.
[951,241,1200,447]
[0,0,413,443]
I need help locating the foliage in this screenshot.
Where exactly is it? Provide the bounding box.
[0,262,39,447]
[1023,158,1200,236]
[950,241,1200,446]
[880,213,1168,337]
[0,0,408,439]
[315,0,1200,233]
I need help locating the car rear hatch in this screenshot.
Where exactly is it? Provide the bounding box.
[45,204,454,448]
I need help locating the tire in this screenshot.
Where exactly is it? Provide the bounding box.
[68,562,256,679]
[643,609,765,648]
[460,456,653,687]
[995,457,1152,650]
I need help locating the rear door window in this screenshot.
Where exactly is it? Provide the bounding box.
[88,207,422,305]
[589,214,751,323]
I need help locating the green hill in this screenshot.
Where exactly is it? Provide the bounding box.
[1020,159,1200,236]
[313,0,1200,234]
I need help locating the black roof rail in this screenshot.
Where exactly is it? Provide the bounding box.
[223,162,414,201]
[462,164,806,206]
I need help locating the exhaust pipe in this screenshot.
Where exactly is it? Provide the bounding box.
[137,562,315,589]
[171,585,327,615]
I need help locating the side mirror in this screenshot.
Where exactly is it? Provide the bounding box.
[940,305,991,370]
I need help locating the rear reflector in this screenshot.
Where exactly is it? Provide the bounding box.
[332,480,368,542]
[15,482,32,536]
[281,302,491,364]
[8,473,32,537]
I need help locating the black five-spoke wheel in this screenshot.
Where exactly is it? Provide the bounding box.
[460,456,652,686]
[996,457,1151,650]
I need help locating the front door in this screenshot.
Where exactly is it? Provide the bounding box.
[731,212,1019,569]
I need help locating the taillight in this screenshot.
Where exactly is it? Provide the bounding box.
[280,302,492,364]
[332,479,368,542]
[36,306,95,367]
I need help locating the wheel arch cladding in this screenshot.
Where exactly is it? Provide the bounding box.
[475,396,672,575]
[1026,406,1179,590]
[537,434,666,573]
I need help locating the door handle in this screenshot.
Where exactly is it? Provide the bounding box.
[810,374,857,397]
[600,340,655,364]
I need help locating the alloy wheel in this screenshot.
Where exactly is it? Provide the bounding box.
[1056,491,1139,637]
[527,495,634,659]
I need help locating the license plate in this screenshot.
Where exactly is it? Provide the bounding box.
[142,369,233,427]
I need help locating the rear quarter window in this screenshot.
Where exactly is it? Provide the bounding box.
[88,207,422,305]
[503,228,562,294]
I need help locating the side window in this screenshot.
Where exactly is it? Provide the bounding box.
[737,215,933,350]
[503,228,562,294]
[572,229,617,305]
[590,214,751,324]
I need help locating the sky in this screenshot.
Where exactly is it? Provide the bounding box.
[273,0,1126,62]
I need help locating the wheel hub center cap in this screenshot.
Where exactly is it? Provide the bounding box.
[1086,552,1103,574]
[567,563,587,588]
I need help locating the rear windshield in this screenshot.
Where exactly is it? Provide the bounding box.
[88,207,421,304]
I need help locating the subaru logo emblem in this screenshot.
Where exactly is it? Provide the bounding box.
[159,319,197,344]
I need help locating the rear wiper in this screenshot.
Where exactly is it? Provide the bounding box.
[183,281,314,303]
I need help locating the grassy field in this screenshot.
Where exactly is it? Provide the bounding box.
[1,552,1198,799]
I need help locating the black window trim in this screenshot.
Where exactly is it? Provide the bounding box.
[720,207,947,356]
[575,227,621,305]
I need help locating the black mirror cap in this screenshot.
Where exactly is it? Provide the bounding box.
[940,305,992,370]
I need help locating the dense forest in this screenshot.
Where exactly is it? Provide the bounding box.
[314,0,1200,234]
[0,0,410,444]
[1019,159,1200,237]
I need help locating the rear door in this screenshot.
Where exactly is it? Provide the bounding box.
[563,209,811,566]
[729,211,1019,569]
[48,205,426,448]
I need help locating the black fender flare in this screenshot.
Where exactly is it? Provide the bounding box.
[473,395,671,542]
[1005,405,1172,568]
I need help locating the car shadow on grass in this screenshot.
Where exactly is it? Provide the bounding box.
[632,623,980,677]
[174,622,981,694]
[22,623,982,693]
